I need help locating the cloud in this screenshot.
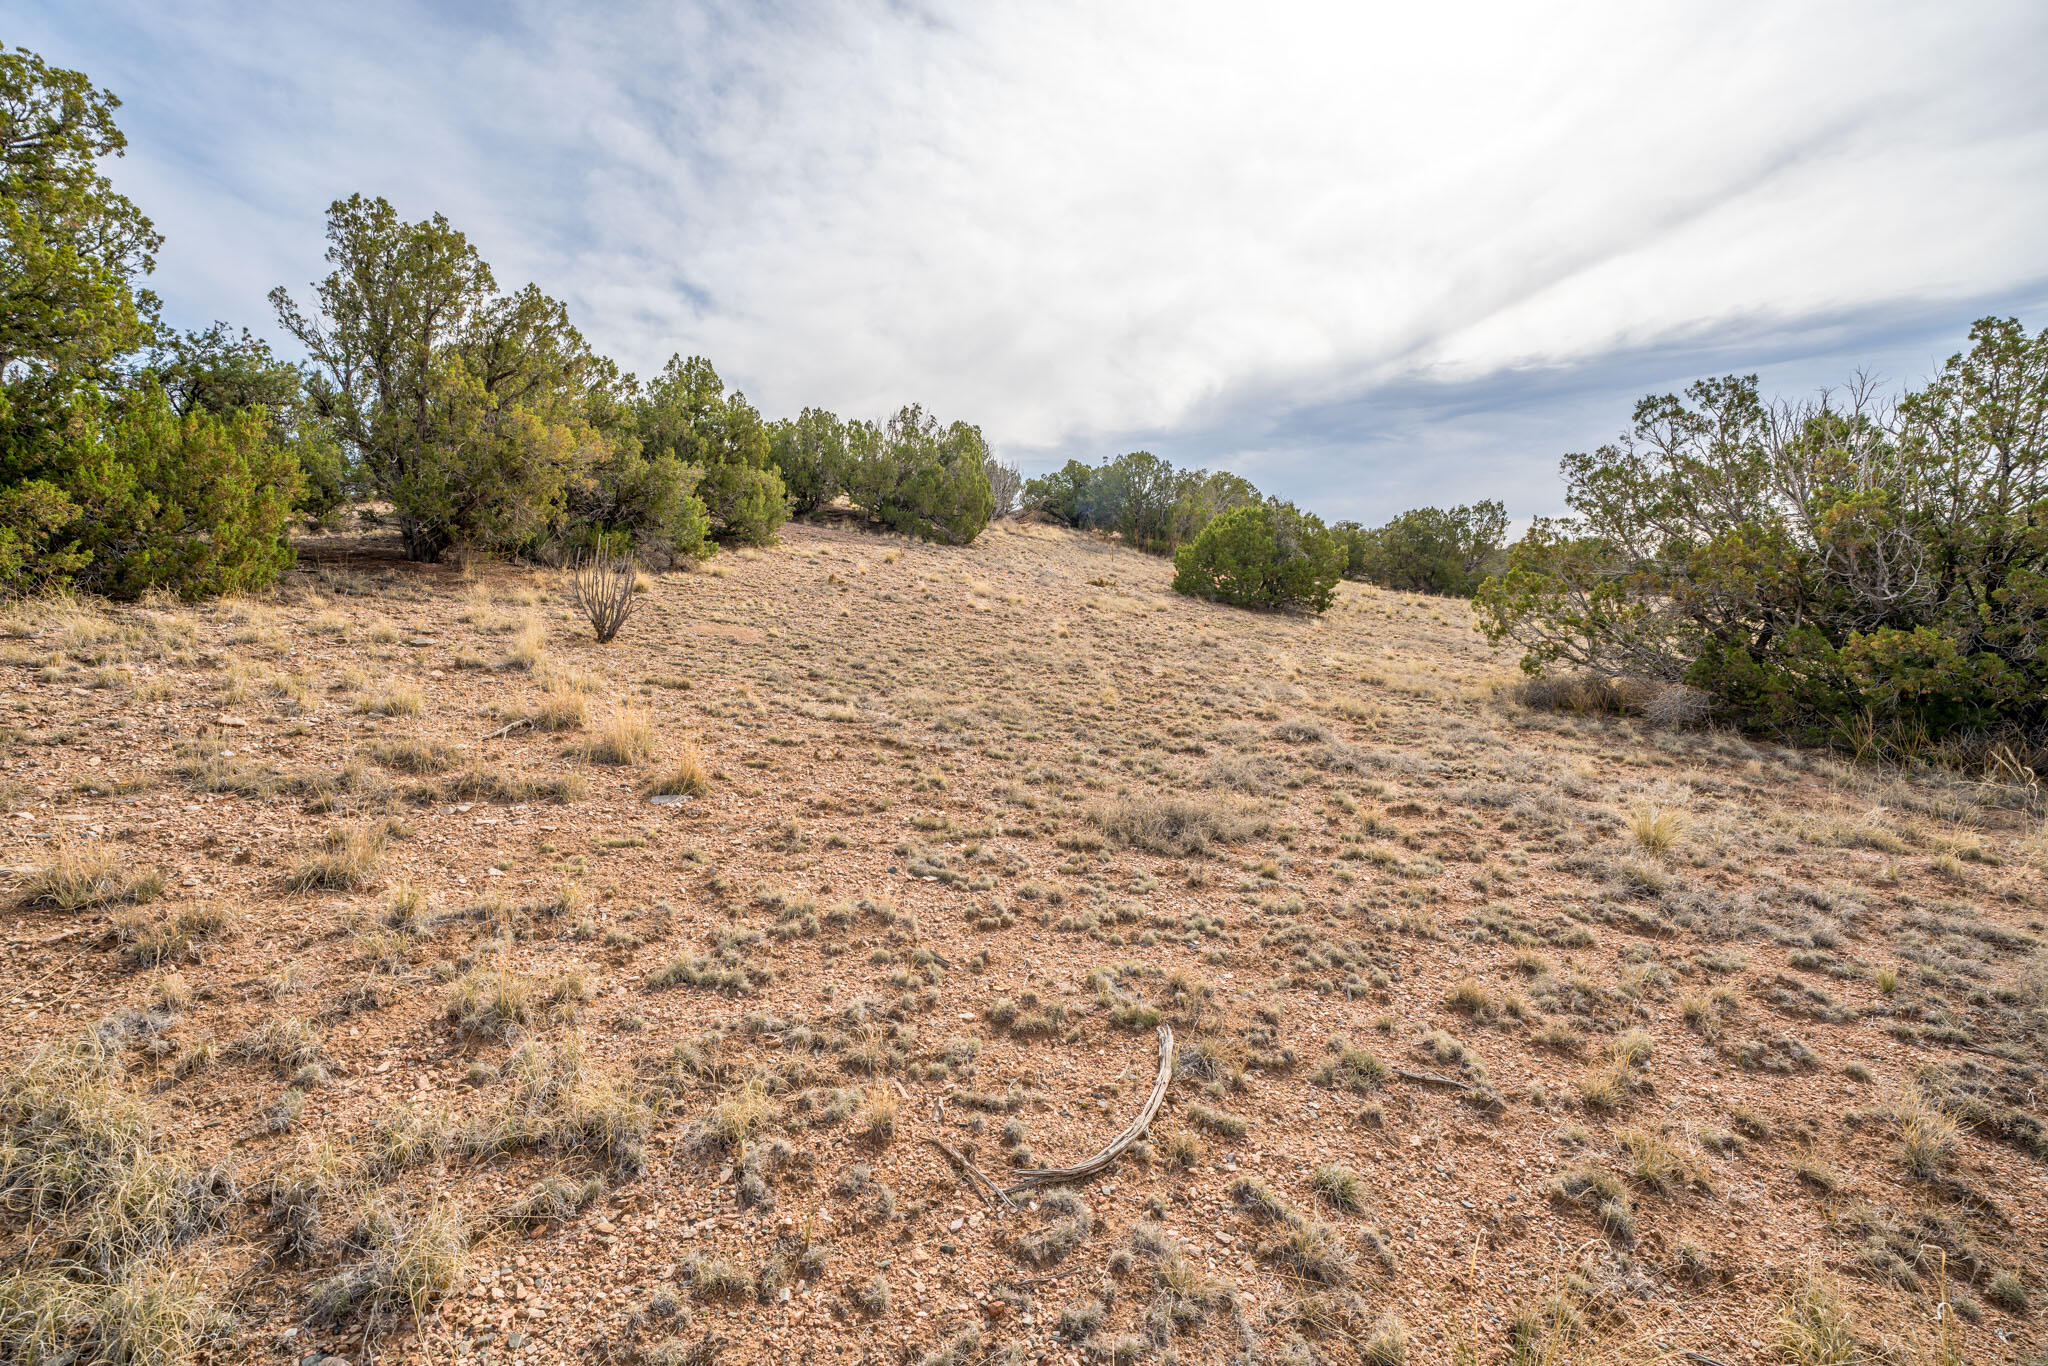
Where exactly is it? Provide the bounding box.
[15,0,2048,519]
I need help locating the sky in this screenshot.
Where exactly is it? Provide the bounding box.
[14,1,2048,524]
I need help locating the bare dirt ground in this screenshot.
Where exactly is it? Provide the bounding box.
[4,519,2045,1366]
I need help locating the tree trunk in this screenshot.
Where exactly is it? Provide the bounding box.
[398,516,450,563]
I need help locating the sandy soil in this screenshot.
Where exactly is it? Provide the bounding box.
[3,519,2044,1366]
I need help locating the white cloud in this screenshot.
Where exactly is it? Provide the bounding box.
[14,0,2048,515]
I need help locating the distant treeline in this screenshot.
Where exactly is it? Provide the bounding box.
[1023,449,1509,605]
[0,46,1003,599]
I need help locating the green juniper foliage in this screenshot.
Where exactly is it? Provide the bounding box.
[1477,317,2048,750]
[0,46,304,597]
[1025,451,1261,556]
[1336,500,1506,597]
[1171,501,1344,613]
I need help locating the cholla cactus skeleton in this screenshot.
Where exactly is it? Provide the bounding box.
[570,548,638,643]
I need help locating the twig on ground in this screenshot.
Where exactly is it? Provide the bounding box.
[1394,1068,1472,1091]
[925,1138,1017,1210]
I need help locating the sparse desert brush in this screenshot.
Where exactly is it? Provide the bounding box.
[646,744,711,798]
[706,1078,777,1150]
[1777,1270,1861,1366]
[1894,1088,1961,1177]
[357,683,425,717]
[1629,804,1685,854]
[501,618,547,671]
[854,1085,898,1145]
[1089,793,1267,855]
[530,679,588,732]
[568,548,638,643]
[1311,1164,1366,1212]
[305,1203,467,1326]
[21,841,165,911]
[367,737,464,774]
[285,823,386,892]
[581,709,655,765]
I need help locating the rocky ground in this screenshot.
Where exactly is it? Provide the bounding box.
[2,518,2044,1366]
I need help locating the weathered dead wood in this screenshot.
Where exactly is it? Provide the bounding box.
[1000,1024,1174,1196]
[1394,1068,1471,1091]
[924,1137,1016,1209]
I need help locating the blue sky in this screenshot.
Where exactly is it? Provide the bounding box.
[15,1,2048,524]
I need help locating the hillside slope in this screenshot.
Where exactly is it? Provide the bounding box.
[3,520,2044,1365]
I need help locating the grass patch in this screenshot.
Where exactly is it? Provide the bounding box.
[581,709,655,765]
[284,824,386,893]
[1088,793,1268,856]
[646,744,711,798]
[21,842,164,911]
[357,684,425,717]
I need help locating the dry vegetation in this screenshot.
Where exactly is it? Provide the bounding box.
[2,520,2044,1366]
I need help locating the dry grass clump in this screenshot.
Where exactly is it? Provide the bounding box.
[0,1037,232,1363]
[500,1174,605,1228]
[1894,1089,1961,1178]
[1548,1165,1635,1244]
[111,905,232,970]
[1360,1312,1408,1365]
[646,743,711,798]
[704,1078,777,1151]
[501,619,548,671]
[1228,1176,1356,1285]
[1510,672,1646,715]
[21,841,165,911]
[1629,805,1685,854]
[445,962,535,1042]
[1616,1128,1708,1193]
[366,738,465,774]
[1089,793,1267,856]
[0,1258,219,1365]
[1777,1270,1861,1365]
[357,683,425,717]
[1311,1164,1367,1212]
[305,1204,467,1327]
[284,824,387,893]
[854,1085,898,1146]
[529,679,588,732]
[1577,1028,1654,1112]
[457,1038,652,1177]
[581,709,656,765]
[1,1038,232,1267]
[1009,1189,1093,1265]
